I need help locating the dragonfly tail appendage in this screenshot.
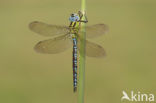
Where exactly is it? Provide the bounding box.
[74,87,77,92]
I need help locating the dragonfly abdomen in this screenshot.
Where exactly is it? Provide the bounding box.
[72,38,78,92]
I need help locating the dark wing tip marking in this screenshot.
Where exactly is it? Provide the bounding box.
[86,23,109,38]
[97,23,109,34]
[89,45,106,58]
[97,46,107,58]
[84,40,107,58]
[29,21,70,36]
[29,21,39,30]
[33,41,45,54]
[33,40,54,54]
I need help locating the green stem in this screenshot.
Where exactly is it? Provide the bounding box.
[78,0,86,103]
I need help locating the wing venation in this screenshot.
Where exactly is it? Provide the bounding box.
[29,21,69,36]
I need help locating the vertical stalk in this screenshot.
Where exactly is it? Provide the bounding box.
[78,0,86,103]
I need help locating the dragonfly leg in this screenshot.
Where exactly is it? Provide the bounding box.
[78,11,88,23]
[69,21,77,29]
[69,22,73,27]
[73,22,77,27]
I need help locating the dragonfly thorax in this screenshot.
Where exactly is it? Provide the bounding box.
[69,33,77,39]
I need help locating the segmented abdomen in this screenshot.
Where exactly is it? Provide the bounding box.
[72,38,78,92]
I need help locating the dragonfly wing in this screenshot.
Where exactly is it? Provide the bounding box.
[34,34,72,54]
[77,39,106,58]
[29,21,69,36]
[86,40,106,57]
[86,24,109,38]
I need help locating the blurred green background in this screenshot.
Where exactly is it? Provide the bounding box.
[0,0,156,103]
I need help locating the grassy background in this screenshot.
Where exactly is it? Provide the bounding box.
[0,0,156,103]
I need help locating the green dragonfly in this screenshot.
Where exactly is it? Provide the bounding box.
[29,11,108,92]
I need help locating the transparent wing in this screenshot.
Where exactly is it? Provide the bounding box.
[85,40,106,57]
[77,39,106,58]
[29,21,69,36]
[34,34,72,54]
[86,24,109,38]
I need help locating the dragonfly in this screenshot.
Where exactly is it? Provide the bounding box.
[29,11,108,92]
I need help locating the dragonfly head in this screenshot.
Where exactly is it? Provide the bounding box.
[71,13,77,17]
[69,13,80,22]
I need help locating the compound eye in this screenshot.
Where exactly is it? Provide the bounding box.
[71,14,75,17]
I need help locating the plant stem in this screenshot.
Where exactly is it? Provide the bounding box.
[78,0,86,103]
